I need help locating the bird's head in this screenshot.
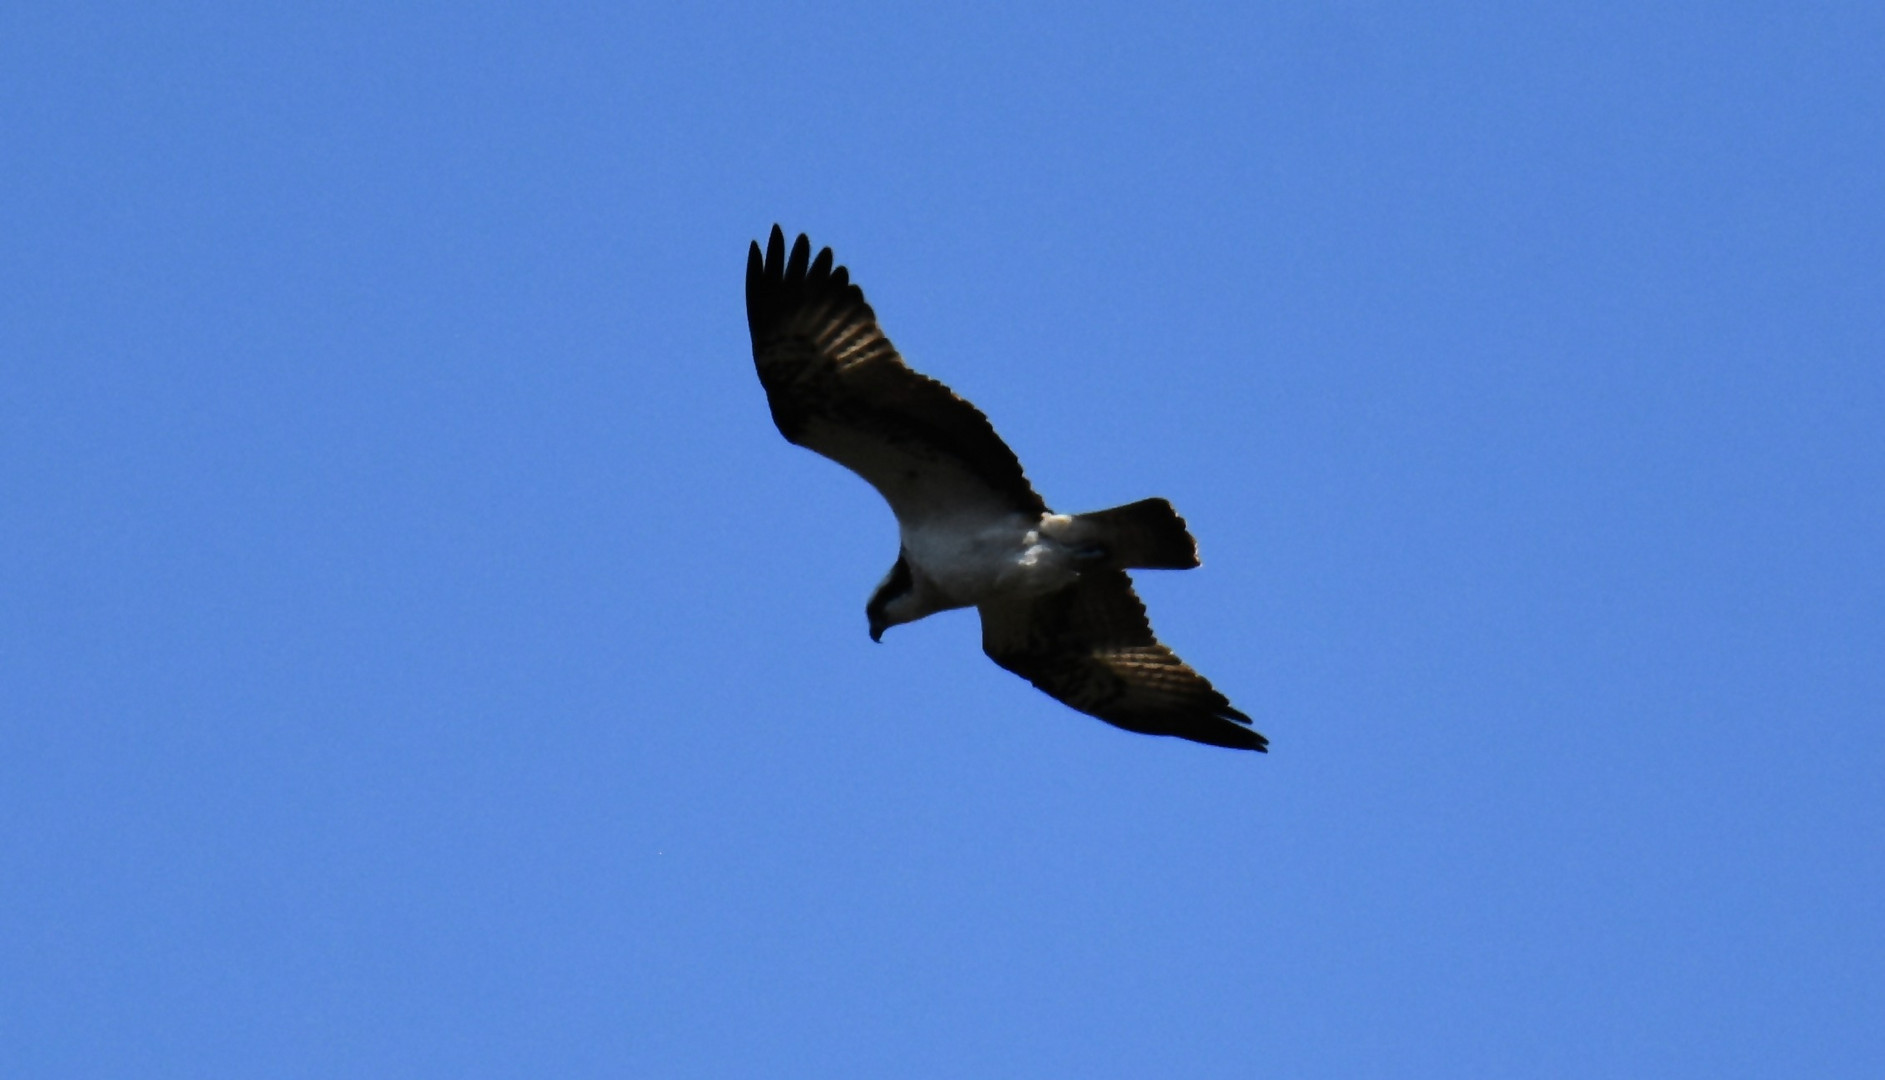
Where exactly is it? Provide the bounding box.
[866,554,917,643]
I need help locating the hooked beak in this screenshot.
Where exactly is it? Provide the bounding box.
[869,623,885,643]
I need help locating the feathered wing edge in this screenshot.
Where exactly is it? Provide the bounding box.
[744,226,1046,517]
[980,569,1267,752]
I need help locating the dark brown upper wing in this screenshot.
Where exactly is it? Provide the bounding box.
[980,568,1266,751]
[745,226,1047,522]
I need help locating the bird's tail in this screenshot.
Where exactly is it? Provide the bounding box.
[1071,498,1200,570]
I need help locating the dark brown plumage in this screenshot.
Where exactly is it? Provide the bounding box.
[980,569,1265,751]
[746,226,1045,520]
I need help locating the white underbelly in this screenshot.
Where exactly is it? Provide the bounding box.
[900,512,1080,605]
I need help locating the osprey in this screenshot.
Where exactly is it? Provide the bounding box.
[746,227,1266,752]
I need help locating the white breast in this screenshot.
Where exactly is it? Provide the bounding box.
[901,511,1080,605]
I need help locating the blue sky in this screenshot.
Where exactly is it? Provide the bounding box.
[4,3,1881,1075]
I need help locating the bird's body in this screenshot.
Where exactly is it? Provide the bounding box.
[902,511,1084,606]
[745,226,1267,752]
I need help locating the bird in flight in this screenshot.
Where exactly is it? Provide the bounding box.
[745,227,1266,751]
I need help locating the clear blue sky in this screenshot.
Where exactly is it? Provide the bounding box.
[4,3,1881,1076]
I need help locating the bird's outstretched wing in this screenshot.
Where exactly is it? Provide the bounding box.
[745,226,1046,521]
[980,569,1267,751]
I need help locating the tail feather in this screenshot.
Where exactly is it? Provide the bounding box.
[1074,498,1200,570]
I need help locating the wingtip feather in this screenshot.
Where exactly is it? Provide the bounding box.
[786,232,811,281]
